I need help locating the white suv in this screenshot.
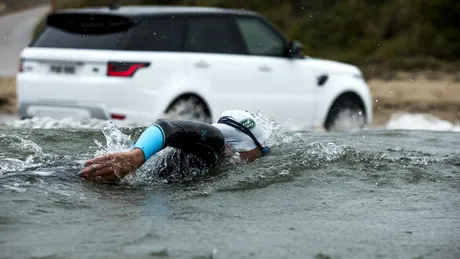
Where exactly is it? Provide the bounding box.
[17,5,372,131]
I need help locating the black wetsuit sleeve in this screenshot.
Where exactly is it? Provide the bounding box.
[155,119,225,167]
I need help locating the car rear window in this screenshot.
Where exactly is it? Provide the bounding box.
[32,26,130,50]
[31,13,185,52]
[125,18,185,52]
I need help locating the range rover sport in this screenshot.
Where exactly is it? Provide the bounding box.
[17,5,372,131]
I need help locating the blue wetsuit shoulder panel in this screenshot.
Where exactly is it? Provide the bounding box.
[133,124,165,162]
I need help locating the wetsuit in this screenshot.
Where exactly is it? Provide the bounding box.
[133,119,226,180]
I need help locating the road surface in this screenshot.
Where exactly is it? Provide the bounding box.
[0,6,50,77]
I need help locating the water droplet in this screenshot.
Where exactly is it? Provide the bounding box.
[279,170,289,176]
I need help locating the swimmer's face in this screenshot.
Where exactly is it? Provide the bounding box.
[238,148,262,162]
[224,143,262,162]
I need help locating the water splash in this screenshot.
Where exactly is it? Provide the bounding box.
[251,110,291,147]
[3,117,144,129]
[0,134,43,154]
[0,134,62,195]
[0,134,45,175]
[328,108,367,132]
[386,113,460,132]
[93,122,134,157]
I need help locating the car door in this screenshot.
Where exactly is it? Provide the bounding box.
[233,16,317,129]
[182,16,261,120]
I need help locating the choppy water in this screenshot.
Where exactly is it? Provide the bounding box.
[0,114,459,259]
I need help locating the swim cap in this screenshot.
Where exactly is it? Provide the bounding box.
[212,110,268,152]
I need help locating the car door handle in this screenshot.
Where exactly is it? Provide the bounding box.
[258,65,271,72]
[193,60,209,69]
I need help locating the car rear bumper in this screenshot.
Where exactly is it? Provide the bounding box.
[16,73,167,124]
[18,102,109,120]
[17,100,165,126]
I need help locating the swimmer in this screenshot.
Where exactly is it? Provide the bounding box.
[79,110,270,182]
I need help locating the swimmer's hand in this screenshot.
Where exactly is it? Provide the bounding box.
[79,148,145,182]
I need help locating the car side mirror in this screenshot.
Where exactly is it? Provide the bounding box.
[286,40,304,58]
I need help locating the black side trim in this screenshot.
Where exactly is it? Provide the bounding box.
[317,74,329,87]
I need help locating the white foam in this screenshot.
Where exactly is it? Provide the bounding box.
[30,171,54,177]
[2,117,145,129]
[2,184,27,192]
[386,113,460,132]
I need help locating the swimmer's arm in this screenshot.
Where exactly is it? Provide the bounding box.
[79,148,145,181]
[132,124,165,163]
[127,148,146,168]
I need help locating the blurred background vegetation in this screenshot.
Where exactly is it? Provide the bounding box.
[28,0,460,78]
[0,0,49,15]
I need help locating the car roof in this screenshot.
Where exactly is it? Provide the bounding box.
[56,5,259,18]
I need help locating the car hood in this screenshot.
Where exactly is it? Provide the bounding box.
[307,57,362,77]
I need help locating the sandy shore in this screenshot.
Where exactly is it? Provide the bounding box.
[1,74,459,126]
[0,77,16,115]
[369,72,460,125]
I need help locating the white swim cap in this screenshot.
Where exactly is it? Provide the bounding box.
[212,110,268,152]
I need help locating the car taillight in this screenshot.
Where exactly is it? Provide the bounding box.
[110,113,126,120]
[107,61,150,77]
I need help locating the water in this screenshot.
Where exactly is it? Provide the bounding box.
[0,114,459,259]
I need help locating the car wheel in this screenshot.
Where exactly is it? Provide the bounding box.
[324,98,366,132]
[163,95,212,123]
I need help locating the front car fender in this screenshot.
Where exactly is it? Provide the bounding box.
[314,74,373,127]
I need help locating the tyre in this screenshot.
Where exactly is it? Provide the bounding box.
[324,96,366,132]
[163,95,212,123]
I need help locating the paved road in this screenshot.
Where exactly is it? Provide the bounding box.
[0,6,50,77]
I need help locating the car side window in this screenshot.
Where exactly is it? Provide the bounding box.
[235,18,285,57]
[126,18,185,51]
[185,17,244,55]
